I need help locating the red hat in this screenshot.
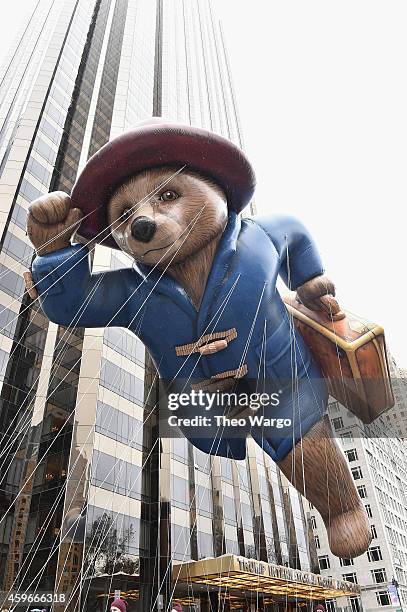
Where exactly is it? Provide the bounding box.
[172,605,183,612]
[110,598,127,612]
[71,117,256,249]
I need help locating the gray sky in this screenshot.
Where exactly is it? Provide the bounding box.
[1,1,406,366]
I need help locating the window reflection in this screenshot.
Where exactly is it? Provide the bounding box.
[3,232,34,263]
[96,401,144,449]
[85,504,145,576]
[91,449,142,499]
[197,531,213,559]
[171,523,191,561]
[103,327,145,365]
[172,474,189,509]
[100,358,144,403]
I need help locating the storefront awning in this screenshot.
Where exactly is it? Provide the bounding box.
[173,554,360,601]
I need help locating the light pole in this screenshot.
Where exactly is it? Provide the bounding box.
[391,577,402,610]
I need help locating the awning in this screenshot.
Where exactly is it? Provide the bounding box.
[173,554,360,601]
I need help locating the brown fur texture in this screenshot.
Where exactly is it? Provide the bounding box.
[107,167,228,308]
[278,417,372,558]
[296,275,341,315]
[169,237,222,308]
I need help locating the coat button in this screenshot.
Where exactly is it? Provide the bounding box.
[198,339,228,355]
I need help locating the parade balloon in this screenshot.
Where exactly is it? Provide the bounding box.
[26,118,373,559]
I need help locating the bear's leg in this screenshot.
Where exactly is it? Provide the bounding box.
[277,416,372,558]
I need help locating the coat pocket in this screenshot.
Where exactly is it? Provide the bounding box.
[253,324,317,383]
[254,338,295,381]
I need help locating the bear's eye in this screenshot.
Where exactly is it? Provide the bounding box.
[158,190,179,202]
[121,208,132,221]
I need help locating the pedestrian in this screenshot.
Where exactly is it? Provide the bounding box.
[110,598,127,612]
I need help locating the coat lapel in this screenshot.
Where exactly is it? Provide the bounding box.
[134,259,196,317]
[196,211,241,336]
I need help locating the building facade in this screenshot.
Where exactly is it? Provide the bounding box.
[0,1,356,611]
[305,399,407,612]
[383,359,407,440]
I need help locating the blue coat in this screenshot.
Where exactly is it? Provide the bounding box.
[32,212,328,462]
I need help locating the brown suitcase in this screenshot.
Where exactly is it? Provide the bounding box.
[283,292,394,423]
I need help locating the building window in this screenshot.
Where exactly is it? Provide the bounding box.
[329,401,340,413]
[172,524,191,560]
[194,448,211,473]
[86,505,143,556]
[10,203,28,230]
[27,156,52,184]
[91,450,142,498]
[318,555,330,570]
[314,535,320,549]
[172,438,188,462]
[365,504,373,518]
[3,232,33,262]
[220,457,233,481]
[0,264,26,298]
[198,531,213,559]
[96,402,144,449]
[34,137,56,164]
[172,475,189,509]
[196,485,213,517]
[0,307,18,339]
[225,537,240,555]
[223,496,236,524]
[340,557,354,567]
[100,358,144,403]
[376,591,391,606]
[310,516,317,529]
[371,568,387,583]
[343,572,357,583]
[371,524,378,539]
[20,178,42,202]
[349,596,361,612]
[104,327,145,365]
[367,546,383,562]
[351,466,363,480]
[325,600,336,612]
[357,485,367,499]
[340,431,354,444]
[345,449,358,462]
[332,417,344,430]
[241,502,253,528]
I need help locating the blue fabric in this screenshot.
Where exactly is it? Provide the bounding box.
[32,212,328,461]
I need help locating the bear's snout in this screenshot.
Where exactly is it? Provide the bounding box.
[131,216,157,243]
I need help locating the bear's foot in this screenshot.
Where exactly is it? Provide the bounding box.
[325,504,372,558]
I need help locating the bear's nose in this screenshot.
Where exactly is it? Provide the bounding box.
[131,216,157,243]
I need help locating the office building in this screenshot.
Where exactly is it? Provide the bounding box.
[305,398,407,612]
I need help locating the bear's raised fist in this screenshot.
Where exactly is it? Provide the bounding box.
[27,191,83,255]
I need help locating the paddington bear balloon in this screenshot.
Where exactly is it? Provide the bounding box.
[26,118,371,558]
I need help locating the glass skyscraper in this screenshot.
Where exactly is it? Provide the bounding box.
[0,2,358,611]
